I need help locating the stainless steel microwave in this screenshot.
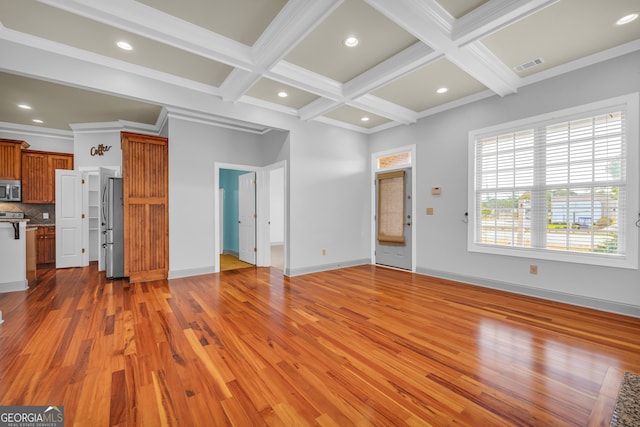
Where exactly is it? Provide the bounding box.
[0,180,21,201]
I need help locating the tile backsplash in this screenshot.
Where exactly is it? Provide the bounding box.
[0,202,55,225]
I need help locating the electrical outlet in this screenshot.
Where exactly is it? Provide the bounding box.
[322,248,326,256]
[43,212,49,219]
[530,264,538,275]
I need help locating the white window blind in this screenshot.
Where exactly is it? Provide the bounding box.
[469,94,639,269]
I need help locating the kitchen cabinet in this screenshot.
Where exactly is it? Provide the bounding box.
[0,139,29,180]
[21,150,74,203]
[36,226,56,265]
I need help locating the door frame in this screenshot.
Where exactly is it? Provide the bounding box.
[214,160,288,273]
[371,145,416,272]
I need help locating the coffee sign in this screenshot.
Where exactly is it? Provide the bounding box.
[90,144,112,156]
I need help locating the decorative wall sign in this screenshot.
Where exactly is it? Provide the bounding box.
[90,144,112,156]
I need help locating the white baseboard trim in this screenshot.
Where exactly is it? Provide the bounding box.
[286,258,371,277]
[416,267,640,318]
[0,280,28,294]
[168,266,215,279]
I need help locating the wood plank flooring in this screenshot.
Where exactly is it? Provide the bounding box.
[1,263,639,426]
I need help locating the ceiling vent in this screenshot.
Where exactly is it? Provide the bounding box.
[514,57,544,73]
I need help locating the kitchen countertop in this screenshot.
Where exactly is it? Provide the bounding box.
[0,218,30,223]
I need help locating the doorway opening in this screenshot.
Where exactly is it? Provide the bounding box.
[214,161,287,273]
[371,146,416,272]
[219,168,255,271]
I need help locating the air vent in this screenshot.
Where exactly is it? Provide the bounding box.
[514,57,544,73]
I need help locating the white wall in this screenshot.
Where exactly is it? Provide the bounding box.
[269,167,285,244]
[287,123,371,275]
[168,117,268,278]
[369,51,640,316]
[0,130,73,153]
[73,130,122,170]
[167,114,371,278]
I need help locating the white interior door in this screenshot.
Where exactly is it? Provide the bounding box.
[238,172,256,264]
[56,169,88,268]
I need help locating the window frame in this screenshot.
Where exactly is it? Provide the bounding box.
[468,93,639,269]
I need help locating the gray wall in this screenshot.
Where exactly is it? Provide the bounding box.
[369,51,640,316]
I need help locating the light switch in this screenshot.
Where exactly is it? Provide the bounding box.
[426,208,434,215]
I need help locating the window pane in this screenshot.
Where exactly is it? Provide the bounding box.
[378,152,411,169]
[474,107,627,259]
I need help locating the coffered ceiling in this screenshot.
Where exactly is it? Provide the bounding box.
[0,0,638,133]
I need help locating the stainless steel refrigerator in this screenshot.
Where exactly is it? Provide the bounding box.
[104,177,125,279]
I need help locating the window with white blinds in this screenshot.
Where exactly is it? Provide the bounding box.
[468,94,639,269]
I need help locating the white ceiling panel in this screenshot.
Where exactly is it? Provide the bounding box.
[284,0,419,83]
[482,0,640,77]
[135,0,287,46]
[372,58,488,112]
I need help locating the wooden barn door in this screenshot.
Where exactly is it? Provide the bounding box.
[121,132,168,283]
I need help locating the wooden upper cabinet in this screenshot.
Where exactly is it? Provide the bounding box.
[0,139,29,180]
[121,132,169,283]
[21,150,74,204]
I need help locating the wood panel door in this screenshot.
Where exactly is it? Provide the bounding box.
[121,132,168,283]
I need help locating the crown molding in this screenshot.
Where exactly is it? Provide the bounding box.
[0,122,74,140]
[164,106,272,135]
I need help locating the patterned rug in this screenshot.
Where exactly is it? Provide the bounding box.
[610,372,640,426]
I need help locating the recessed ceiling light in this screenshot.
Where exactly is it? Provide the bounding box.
[277,91,288,98]
[116,40,133,51]
[18,104,32,110]
[616,13,638,25]
[436,87,449,94]
[344,36,359,47]
[32,119,43,124]
[361,116,370,122]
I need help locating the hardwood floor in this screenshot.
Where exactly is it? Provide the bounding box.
[0,263,638,426]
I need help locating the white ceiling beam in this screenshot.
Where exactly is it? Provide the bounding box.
[350,95,417,125]
[219,0,342,101]
[343,42,441,99]
[365,0,454,47]
[39,0,254,69]
[453,0,560,46]
[267,61,343,100]
[448,41,519,97]
[299,98,342,122]
[282,43,439,123]
[366,0,520,96]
